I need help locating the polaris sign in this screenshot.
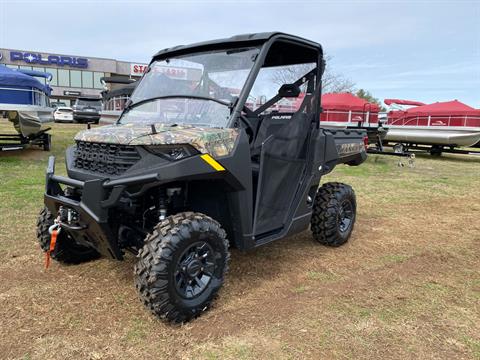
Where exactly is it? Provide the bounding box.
[9,51,89,69]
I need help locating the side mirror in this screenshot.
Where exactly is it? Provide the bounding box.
[278,83,301,98]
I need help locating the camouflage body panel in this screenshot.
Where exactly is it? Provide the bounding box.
[74,123,239,158]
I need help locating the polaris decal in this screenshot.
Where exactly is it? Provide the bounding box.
[336,142,365,156]
[271,115,293,120]
[10,51,89,69]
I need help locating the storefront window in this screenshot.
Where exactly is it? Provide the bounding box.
[6,65,19,69]
[82,71,93,88]
[58,69,70,87]
[93,72,104,89]
[70,70,82,88]
[48,68,58,86]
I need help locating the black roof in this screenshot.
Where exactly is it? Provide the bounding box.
[102,81,138,100]
[77,96,102,101]
[153,32,322,61]
[100,76,136,85]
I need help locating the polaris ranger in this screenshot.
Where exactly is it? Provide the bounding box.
[38,32,367,322]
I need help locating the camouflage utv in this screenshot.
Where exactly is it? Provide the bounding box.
[38,32,367,322]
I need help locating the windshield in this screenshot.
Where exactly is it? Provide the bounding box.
[120,47,259,127]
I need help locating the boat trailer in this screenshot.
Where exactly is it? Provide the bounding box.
[0,128,51,151]
[367,146,416,167]
[382,142,480,157]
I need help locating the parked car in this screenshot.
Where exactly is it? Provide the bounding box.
[72,97,102,124]
[53,107,74,123]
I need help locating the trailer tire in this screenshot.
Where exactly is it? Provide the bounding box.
[36,207,100,264]
[310,182,356,247]
[43,134,51,151]
[134,212,229,323]
[430,145,443,156]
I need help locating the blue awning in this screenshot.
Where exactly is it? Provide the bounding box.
[0,65,52,95]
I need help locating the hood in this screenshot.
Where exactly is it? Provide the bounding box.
[74,123,239,158]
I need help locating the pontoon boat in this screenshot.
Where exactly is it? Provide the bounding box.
[0,66,53,150]
[383,99,480,149]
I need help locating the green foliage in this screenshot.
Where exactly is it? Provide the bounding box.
[355,88,386,111]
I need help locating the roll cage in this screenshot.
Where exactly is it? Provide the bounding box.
[148,32,325,133]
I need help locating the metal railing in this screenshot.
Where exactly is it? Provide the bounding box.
[103,96,130,111]
[386,114,480,128]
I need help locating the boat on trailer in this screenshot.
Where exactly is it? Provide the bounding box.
[383,99,480,155]
[0,66,54,151]
[320,93,386,146]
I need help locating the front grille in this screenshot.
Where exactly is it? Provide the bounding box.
[73,141,141,175]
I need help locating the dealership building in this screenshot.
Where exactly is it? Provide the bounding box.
[0,48,148,107]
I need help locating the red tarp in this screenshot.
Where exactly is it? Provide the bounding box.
[384,98,425,106]
[387,100,480,127]
[389,100,480,117]
[400,100,478,116]
[320,93,379,124]
[322,93,380,112]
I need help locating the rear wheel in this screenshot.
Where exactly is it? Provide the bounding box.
[134,212,229,323]
[310,182,357,247]
[36,207,100,264]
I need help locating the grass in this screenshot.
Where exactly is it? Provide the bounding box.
[0,122,479,359]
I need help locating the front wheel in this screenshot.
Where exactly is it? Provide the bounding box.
[310,182,357,247]
[134,212,230,323]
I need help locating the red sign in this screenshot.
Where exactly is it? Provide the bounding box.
[130,63,148,76]
[130,63,188,80]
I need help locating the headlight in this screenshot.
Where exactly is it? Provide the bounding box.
[145,144,200,161]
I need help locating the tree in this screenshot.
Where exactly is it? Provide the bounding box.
[270,54,356,94]
[322,55,356,93]
[355,89,386,111]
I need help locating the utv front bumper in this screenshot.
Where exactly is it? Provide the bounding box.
[44,152,233,260]
[44,156,161,260]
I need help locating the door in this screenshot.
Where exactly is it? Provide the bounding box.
[253,112,312,236]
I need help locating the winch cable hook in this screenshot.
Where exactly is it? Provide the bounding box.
[45,221,61,269]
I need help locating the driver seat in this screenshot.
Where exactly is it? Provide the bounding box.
[251,113,291,162]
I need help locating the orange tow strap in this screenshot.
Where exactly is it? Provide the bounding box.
[45,229,58,269]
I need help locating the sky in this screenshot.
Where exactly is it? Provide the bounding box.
[0,0,479,107]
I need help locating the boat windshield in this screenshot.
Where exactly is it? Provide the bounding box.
[119,47,260,127]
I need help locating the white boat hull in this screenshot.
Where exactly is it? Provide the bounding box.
[384,126,480,147]
[0,104,53,137]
